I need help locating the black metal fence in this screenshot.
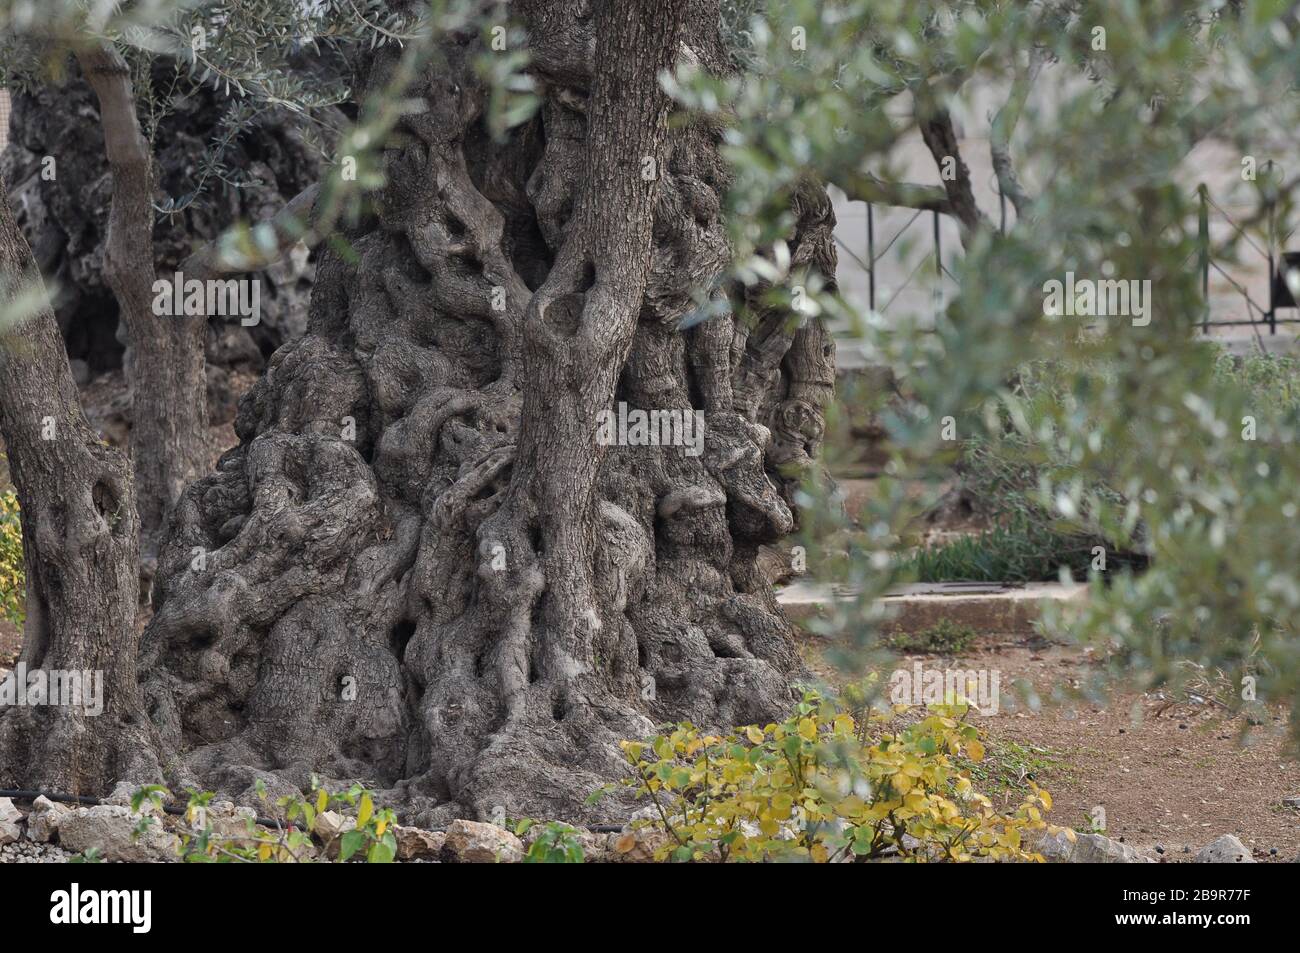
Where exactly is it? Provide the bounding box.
[835,169,1297,336]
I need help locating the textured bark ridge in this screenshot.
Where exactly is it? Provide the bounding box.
[141,0,836,824]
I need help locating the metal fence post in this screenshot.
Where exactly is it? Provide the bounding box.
[933,210,943,317]
[1198,183,1209,334]
[866,202,876,312]
[1267,160,1277,335]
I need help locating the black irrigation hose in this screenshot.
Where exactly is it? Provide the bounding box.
[0,788,633,835]
[0,788,283,829]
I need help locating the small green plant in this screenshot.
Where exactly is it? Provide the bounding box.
[0,490,24,625]
[886,619,977,655]
[1078,812,1107,835]
[129,778,398,863]
[69,847,103,863]
[899,518,1116,584]
[956,740,1064,802]
[617,686,1065,862]
[518,820,586,863]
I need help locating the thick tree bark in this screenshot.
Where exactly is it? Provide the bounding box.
[140,0,836,823]
[0,168,161,793]
[78,43,209,566]
[1,68,334,381]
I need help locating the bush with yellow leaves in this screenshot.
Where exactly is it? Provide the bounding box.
[0,490,23,625]
[618,687,1066,862]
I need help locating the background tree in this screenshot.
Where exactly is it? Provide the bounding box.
[0,163,160,793]
[1,1,361,562]
[0,0,435,793]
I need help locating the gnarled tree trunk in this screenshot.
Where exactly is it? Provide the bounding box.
[78,43,209,567]
[140,0,836,824]
[0,168,161,794]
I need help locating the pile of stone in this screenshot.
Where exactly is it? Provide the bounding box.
[0,793,671,863]
[2,793,1287,863]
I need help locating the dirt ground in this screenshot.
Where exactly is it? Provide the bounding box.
[800,633,1300,862]
[7,569,1299,862]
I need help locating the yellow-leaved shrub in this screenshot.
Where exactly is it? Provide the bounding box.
[619,686,1067,862]
[0,490,23,625]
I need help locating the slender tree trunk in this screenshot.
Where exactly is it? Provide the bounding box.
[78,43,208,568]
[141,0,836,823]
[0,168,161,793]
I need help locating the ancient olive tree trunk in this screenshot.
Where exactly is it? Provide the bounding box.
[141,0,836,823]
[78,43,209,565]
[0,169,161,793]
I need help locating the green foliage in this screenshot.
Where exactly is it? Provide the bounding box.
[0,490,23,626]
[901,519,1108,584]
[886,619,976,655]
[0,0,473,249]
[519,820,586,864]
[929,353,1300,585]
[618,687,1062,862]
[719,0,767,69]
[127,778,398,863]
[1211,350,1300,414]
[955,740,1065,801]
[946,361,1142,577]
[669,0,1300,738]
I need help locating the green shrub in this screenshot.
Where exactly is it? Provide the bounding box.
[0,490,23,625]
[886,619,977,655]
[1211,350,1300,413]
[900,517,1126,583]
[618,686,1063,862]
[519,820,586,863]
[948,361,1143,579]
[940,351,1300,585]
[128,778,398,863]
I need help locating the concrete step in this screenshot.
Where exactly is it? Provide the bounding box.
[777,580,1087,638]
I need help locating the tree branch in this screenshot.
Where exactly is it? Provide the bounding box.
[989,46,1048,222]
[915,99,988,240]
[839,170,952,216]
[76,41,155,317]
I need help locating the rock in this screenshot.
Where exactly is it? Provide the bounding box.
[57,805,180,862]
[1034,829,1155,863]
[182,800,260,850]
[393,825,445,861]
[0,797,22,845]
[1281,796,1300,810]
[1194,835,1255,863]
[442,819,523,863]
[606,827,674,863]
[103,782,136,807]
[25,796,72,844]
[0,838,73,863]
[311,809,357,859]
[313,810,354,844]
[68,358,91,385]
